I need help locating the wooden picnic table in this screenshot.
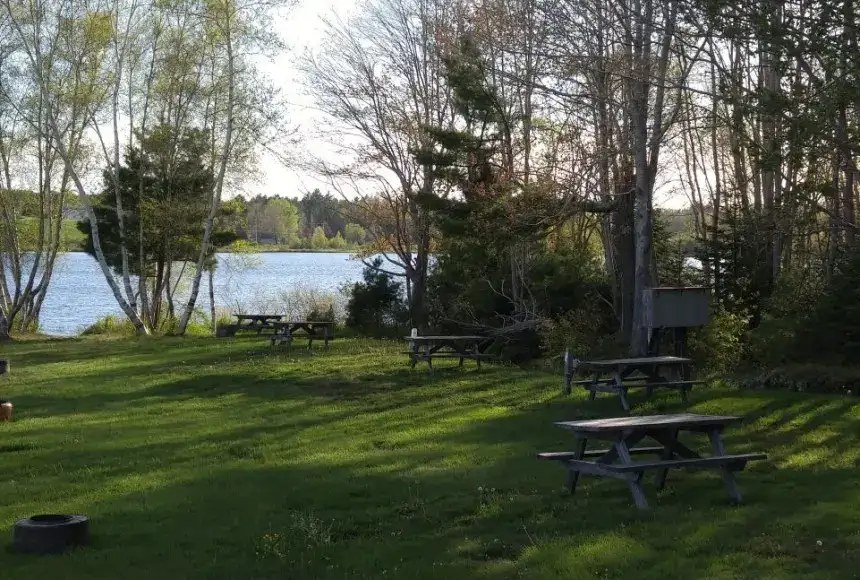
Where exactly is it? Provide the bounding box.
[269,321,334,351]
[538,413,766,509]
[563,355,702,411]
[404,335,495,374]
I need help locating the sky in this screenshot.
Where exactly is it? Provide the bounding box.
[251,0,355,199]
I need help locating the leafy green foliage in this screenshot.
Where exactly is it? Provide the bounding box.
[412,34,612,360]
[263,198,301,245]
[327,231,348,250]
[310,226,329,249]
[697,206,773,326]
[759,250,860,365]
[78,124,237,276]
[688,310,749,375]
[343,223,366,245]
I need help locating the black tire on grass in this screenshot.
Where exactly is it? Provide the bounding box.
[13,514,90,555]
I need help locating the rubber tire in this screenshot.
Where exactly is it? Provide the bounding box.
[13,514,90,555]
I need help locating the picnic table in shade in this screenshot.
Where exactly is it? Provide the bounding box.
[563,354,703,411]
[404,335,495,374]
[217,314,284,337]
[537,413,767,510]
[269,321,334,352]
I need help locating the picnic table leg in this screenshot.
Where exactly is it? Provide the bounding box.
[566,438,588,494]
[655,428,678,490]
[708,428,742,502]
[680,362,692,402]
[586,372,600,401]
[563,350,572,395]
[614,373,631,412]
[425,343,433,376]
[614,438,649,509]
[588,373,600,401]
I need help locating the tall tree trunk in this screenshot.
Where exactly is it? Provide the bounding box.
[209,267,216,335]
[760,0,782,283]
[839,0,856,248]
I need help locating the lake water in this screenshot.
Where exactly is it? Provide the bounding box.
[40,252,368,336]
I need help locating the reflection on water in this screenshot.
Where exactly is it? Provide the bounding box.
[39,252,369,336]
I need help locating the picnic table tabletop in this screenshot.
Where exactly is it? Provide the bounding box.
[404,335,488,341]
[234,314,284,320]
[578,356,691,367]
[555,413,741,434]
[272,320,333,327]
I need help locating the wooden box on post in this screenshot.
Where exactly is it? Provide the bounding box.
[644,287,709,358]
[643,287,709,329]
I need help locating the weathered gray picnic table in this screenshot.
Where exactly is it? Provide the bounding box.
[269,321,334,351]
[538,413,766,509]
[218,314,284,336]
[564,354,703,411]
[404,335,495,374]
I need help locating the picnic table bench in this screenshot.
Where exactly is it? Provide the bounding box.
[538,413,766,509]
[218,314,284,337]
[564,354,703,411]
[404,335,495,374]
[269,321,334,352]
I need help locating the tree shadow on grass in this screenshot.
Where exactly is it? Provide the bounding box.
[2,443,858,580]
[1,378,860,579]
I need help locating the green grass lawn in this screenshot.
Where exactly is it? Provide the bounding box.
[0,336,858,579]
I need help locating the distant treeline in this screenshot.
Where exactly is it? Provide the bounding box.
[231,189,367,250]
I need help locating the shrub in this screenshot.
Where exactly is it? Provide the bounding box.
[81,314,136,336]
[426,245,615,362]
[688,309,749,375]
[540,306,617,363]
[327,232,348,250]
[306,304,336,323]
[736,364,860,396]
[276,288,344,324]
[345,258,407,336]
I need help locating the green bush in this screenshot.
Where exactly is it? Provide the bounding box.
[346,258,407,336]
[688,309,749,375]
[426,245,614,362]
[81,314,136,336]
[540,307,618,362]
[746,268,825,366]
[306,304,336,323]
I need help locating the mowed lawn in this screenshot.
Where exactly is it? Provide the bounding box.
[0,336,858,579]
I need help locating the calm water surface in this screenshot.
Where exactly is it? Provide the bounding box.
[40,252,367,336]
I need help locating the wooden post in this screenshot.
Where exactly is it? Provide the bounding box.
[674,327,688,358]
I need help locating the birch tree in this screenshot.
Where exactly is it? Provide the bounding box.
[175,0,290,334]
[0,0,150,332]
